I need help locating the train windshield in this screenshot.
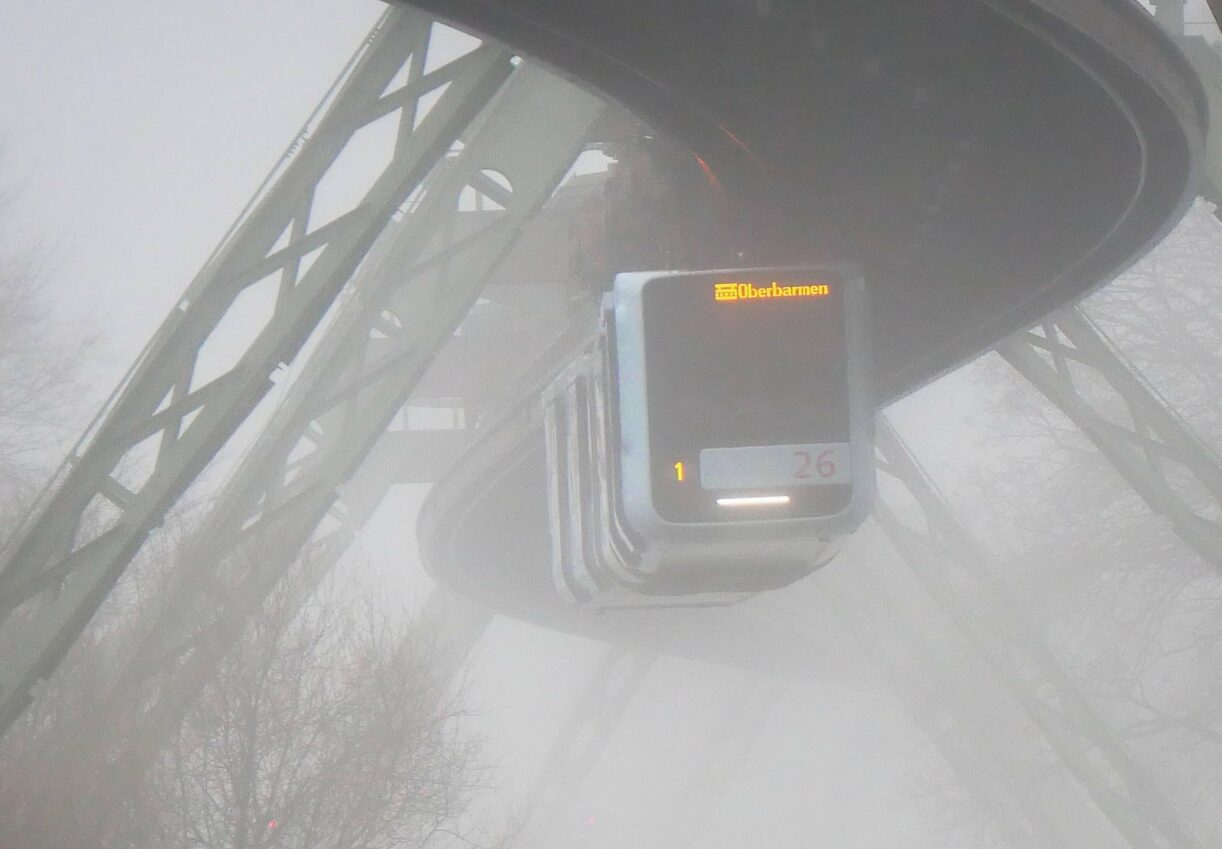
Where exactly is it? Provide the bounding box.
[641,271,853,522]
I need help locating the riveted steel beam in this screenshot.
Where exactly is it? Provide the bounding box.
[874,416,1200,848]
[0,6,516,736]
[997,306,1222,572]
[73,63,604,833]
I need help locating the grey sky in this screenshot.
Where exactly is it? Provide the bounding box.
[2,2,1213,845]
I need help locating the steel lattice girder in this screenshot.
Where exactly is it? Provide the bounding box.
[997,306,1222,571]
[71,58,606,816]
[117,59,604,696]
[872,417,1200,849]
[0,6,521,736]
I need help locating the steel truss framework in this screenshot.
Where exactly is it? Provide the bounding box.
[0,4,1220,849]
[76,24,601,839]
[0,6,499,731]
[108,42,603,763]
[998,307,1222,569]
[0,6,604,741]
[868,416,1204,848]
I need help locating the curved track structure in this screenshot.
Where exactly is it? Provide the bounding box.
[416,0,1212,631]
[406,0,1207,399]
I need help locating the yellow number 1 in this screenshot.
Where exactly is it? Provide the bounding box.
[674,461,686,482]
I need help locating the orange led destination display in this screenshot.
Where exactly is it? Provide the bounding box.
[714,281,832,302]
[644,270,851,523]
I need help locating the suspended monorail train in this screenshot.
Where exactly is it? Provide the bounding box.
[544,266,875,609]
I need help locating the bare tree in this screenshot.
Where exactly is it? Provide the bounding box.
[0,546,494,849]
[0,181,494,849]
[0,250,90,521]
[125,564,485,849]
[961,201,1222,844]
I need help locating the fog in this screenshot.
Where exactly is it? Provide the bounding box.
[1,1,1222,847]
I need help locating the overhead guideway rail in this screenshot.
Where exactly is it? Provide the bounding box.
[401,0,1208,401]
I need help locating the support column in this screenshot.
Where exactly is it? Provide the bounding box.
[84,60,605,827]
[997,306,1222,572]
